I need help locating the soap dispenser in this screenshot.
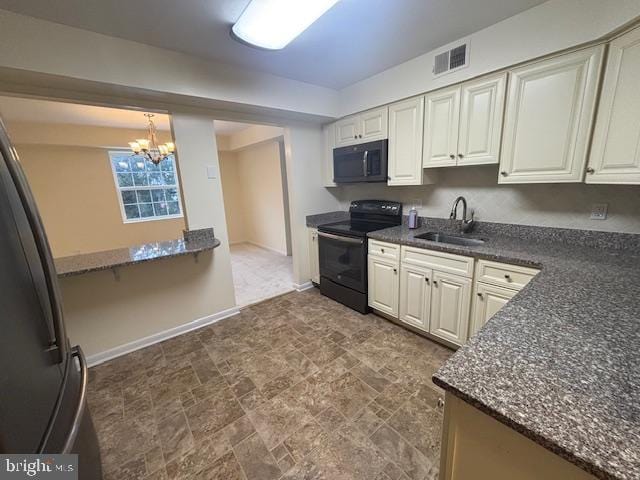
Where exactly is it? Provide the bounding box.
[408,206,419,229]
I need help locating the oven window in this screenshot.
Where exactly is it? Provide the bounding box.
[318,234,366,292]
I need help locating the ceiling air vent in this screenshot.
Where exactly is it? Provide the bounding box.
[433,42,469,77]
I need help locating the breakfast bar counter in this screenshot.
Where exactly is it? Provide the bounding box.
[55,228,220,278]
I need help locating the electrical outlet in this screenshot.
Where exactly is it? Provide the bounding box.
[590,203,608,220]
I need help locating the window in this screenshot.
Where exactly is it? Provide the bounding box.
[108,151,183,222]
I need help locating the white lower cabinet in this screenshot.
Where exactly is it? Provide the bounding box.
[470,283,515,337]
[368,255,399,317]
[397,246,473,346]
[308,228,320,284]
[399,264,431,331]
[429,271,472,345]
[370,241,540,347]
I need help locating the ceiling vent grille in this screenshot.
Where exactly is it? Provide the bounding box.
[433,42,469,77]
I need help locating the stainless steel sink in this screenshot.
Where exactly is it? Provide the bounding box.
[414,232,486,246]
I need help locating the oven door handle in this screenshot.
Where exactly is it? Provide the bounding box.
[362,150,368,177]
[318,232,364,245]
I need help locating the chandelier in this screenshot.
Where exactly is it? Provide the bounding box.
[128,113,175,165]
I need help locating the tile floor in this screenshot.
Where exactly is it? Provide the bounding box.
[230,243,295,307]
[88,288,453,480]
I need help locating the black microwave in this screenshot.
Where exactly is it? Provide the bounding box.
[333,139,388,184]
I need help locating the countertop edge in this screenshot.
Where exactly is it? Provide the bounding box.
[430,376,611,480]
[56,237,221,278]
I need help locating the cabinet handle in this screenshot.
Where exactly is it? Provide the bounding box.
[457,153,464,158]
[359,134,363,138]
[477,292,483,299]
[425,277,430,284]
[449,154,455,159]
[381,248,385,253]
[586,167,595,174]
[393,268,397,274]
[354,135,357,139]
[504,274,512,281]
[500,171,508,176]
[433,280,438,287]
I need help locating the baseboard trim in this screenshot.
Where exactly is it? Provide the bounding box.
[246,241,288,257]
[293,281,314,292]
[85,306,241,367]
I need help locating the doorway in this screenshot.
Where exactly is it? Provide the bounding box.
[216,120,294,306]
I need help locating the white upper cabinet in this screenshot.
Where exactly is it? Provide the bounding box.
[587,28,640,184]
[423,73,506,168]
[334,116,360,147]
[359,106,388,142]
[333,107,388,147]
[423,86,461,167]
[388,96,425,185]
[498,46,604,183]
[458,74,506,166]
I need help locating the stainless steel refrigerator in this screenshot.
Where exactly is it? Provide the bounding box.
[0,119,102,479]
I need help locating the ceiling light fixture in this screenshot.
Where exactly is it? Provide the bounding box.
[231,0,341,50]
[129,114,175,165]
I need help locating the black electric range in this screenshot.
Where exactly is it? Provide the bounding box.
[317,200,402,313]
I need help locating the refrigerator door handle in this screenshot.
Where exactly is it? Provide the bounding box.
[62,346,88,454]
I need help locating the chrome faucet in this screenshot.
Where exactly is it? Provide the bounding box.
[450,196,475,233]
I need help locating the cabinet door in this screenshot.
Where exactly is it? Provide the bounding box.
[334,116,359,147]
[308,228,320,284]
[360,107,388,142]
[368,256,399,317]
[429,271,471,346]
[458,73,506,166]
[423,86,460,168]
[322,124,336,187]
[499,47,603,183]
[587,28,640,184]
[469,283,516,338]
[399,264,431,332]
[388,96,425,185]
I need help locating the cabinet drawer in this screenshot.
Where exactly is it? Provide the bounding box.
[368,240,399,262]
[475,260,539,290]
[401,246,473,278]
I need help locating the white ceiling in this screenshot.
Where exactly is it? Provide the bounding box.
[0,0,547,89]
[0,96,253,134]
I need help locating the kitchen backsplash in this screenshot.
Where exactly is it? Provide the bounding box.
[330,165,640,234]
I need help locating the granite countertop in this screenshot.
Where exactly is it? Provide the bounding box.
[368,219,640,480]
[55,229,221,278]
[306,210,350,228]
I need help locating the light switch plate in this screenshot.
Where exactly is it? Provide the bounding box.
[590,203,608,220]
[206,165,218,179]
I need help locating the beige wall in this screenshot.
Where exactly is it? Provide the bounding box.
[219,140,289,254]
[62,112,238,360]
[218,150,246,244]
[17,143,185,257]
